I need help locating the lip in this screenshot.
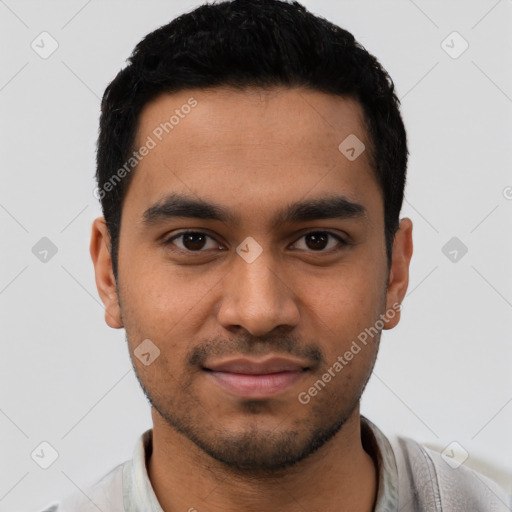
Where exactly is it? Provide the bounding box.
[203,356,310,399]
[204,356,309,374]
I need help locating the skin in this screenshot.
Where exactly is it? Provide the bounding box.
[90,86,413,512]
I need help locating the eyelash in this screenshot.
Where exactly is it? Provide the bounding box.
[163,230,348,254]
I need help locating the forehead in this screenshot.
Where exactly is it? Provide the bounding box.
[123,86,381,226]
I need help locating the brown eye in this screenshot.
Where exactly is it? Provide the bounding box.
[292,231,345,252]
[305,232,328,250]
[181,233,207,250]
[165,231,220,252]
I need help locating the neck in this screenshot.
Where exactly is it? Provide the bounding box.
[147,406,378,512]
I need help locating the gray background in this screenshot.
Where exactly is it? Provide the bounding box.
[1,0,511,510]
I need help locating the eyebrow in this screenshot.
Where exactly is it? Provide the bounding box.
[142,192,367,229]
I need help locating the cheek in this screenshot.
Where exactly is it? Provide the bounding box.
[299,265,386,362]
[117,252,226,370]
[304,292,381,405]
[119,247,210,324]
[305,262,384,322]
[316,302,381,370]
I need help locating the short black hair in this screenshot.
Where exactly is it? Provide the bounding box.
[96,0,408,279]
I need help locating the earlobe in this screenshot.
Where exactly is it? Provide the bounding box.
[90,217,124,329]
[384,217,413,330]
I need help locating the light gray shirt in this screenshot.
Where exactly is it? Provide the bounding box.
[38,416,511,511]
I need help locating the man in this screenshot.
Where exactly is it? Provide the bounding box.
[40,0,510,510]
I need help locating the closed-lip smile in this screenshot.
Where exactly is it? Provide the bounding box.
[203,356,310,398]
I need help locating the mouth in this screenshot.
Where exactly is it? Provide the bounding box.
[202,356,311,399]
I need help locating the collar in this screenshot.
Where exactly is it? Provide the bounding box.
[361,415,399,511]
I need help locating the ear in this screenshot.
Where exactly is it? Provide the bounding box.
[383,218,413,330]
[90,217,123,329]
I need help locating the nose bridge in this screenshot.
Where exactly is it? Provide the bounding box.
[217,248,300,336]
[238,254,281,304]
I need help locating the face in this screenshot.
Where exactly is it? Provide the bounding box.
[91,86,412,471]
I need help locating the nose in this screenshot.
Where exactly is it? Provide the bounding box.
[216,249,300,337]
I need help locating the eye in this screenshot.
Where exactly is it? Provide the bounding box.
[163,230,347,254]
[164,231,222,252]
[291,231,346,252]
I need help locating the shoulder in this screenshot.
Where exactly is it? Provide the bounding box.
[36,462,126,512]
[392,434,511,511]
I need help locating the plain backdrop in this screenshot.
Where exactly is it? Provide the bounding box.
[0,0,511,510]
